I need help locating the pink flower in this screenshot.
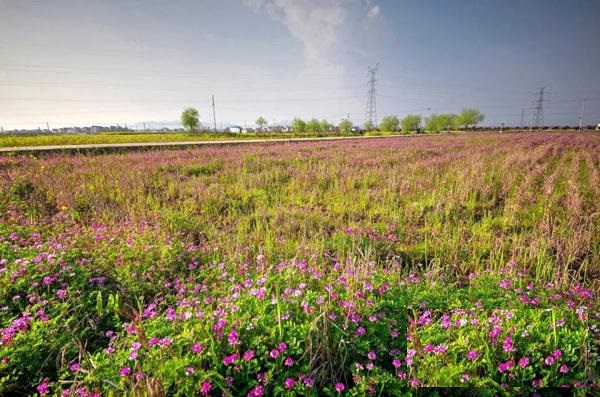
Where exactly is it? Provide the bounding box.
[69,363,80,372]
[518,357,530,368]
[367,351,377,360]
[269,349,280,359]
[192,343,203,353]
[355,326,366,336]
[552,349,562,359]
[545,356,555,366]
[335,382,345,393]
[532,379,542,387]
[460,373,470,383]
[302,376,314,387]
[284,377,295,389]
[503,336,515,352]
[200,381,211,394]
[57,289,67,299]
[277,342,287,352]
[243,350,255,361]
[248,385,264,397]
[559,364,569,374]
[498,360,513,372]
[37,379,50,396]
[423,344,434,353]
[440,314,451,328]
[284,357,294,366]
[392,358,402,368]
[466,350,478,360]
[488,325,502,340]
[185,367,195,376]
[228,329,240,346]
[223,353,238,366]
[120,366,131,377]
[434,344,448,355]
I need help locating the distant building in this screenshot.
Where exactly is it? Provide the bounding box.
[227,126,243,133]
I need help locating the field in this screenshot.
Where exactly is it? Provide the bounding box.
[0,131,337,148]
[1,132,599,395]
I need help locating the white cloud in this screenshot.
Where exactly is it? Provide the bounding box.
[243,0,349,68]
[367,5,380,21]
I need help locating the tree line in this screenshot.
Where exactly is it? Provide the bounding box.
[377,108,485,133]
[181,107,484,134]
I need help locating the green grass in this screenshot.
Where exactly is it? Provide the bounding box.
[0,131,366,148]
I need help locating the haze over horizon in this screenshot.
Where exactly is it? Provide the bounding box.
[1,0,599,130]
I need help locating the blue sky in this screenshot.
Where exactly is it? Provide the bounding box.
[0,0,599,130]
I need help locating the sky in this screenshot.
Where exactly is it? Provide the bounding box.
[1,0,599,130]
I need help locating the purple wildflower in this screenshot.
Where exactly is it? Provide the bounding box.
[518,357,530,368]
[498,360,514,372]
[200,381,211,395]
[467,350,479,360]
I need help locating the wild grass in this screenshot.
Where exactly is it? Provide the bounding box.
[3,132,597,283]
[0,131,598,395]
[0,131,359,148]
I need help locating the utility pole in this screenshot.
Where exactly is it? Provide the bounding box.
[578,99,585,131]
[46,122,50,133]
[531,87,545,130]
[212,95,217,132]
[364,63,379,127]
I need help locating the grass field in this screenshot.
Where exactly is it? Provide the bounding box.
[1,132,598,395]
[0,131,355,148]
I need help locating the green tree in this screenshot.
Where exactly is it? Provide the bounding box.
[401,114,421,134]
[339,119,353,134]
[320,119,332,132]
[425,114,441,133]
[363,120,375,131]
[256,116,267,132]
[181,107,200,132]
[307,118,322,133]
[425,114,456,133]
[379,115,400,132]
[292,118,307,133]
[456,108,485,130]
[438,113,457,132]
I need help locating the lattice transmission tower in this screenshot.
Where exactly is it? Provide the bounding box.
[531,86,545,130]
[365,63,379,128]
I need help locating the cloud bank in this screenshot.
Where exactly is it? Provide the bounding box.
[243,0,379,68]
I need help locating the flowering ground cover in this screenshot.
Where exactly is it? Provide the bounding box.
[1,132,599,395]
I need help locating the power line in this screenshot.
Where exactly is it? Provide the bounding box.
[0,95,366,104]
